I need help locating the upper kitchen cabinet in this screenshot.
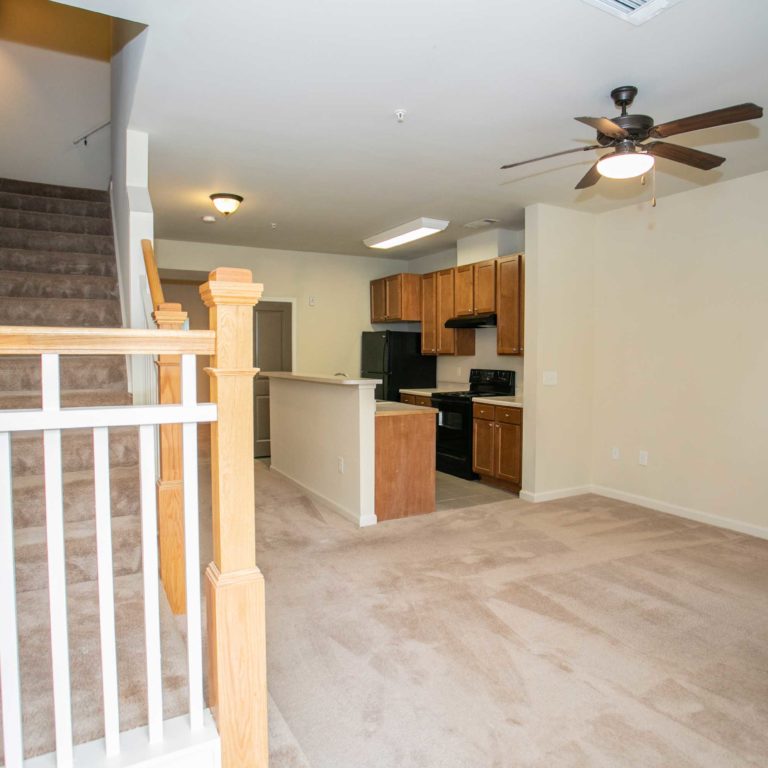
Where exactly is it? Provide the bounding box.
[496,253,524,355]
[455,259,497,316]
[421,269,475,355]
[370,273,421,322]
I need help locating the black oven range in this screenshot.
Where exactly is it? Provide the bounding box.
[430,369,515,480]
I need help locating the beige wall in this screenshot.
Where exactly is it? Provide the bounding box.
[522,204,595,498]
[590,171,768,534]
[155,239,409,377]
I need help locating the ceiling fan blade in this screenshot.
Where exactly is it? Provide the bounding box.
[645,141,725,170]
[575,162,601,190]
[575,116,628,140]
[500,144,602,170]
[651,103,763,139]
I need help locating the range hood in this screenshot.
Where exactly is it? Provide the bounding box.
[444,312,497,329]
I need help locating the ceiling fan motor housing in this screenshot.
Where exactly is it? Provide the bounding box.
[596,113,655,145]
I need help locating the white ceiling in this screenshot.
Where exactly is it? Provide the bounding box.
[62,0,768,259]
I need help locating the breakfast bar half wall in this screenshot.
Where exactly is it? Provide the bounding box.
[264,372,437,526]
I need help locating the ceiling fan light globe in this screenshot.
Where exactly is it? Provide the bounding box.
[597,152,655,179]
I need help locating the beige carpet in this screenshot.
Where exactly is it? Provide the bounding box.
[242,463,768,768]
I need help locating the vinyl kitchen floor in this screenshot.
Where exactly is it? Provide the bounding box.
[435,470,516,511]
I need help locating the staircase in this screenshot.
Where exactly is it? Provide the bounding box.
[0,177,188,760]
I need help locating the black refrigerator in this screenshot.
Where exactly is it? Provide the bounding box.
[361,331,437,401]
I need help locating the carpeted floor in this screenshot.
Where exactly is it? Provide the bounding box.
[239,462,768,768]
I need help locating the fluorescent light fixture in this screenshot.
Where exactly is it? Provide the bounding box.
[364,217,449,249]
[597,149,655,179]
[209,193,243,216]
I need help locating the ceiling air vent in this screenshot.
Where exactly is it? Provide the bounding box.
[463,218,500,230]
[579,0,685,25]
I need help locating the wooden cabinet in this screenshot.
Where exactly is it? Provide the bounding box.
[421,268,476,356]
[420,271,437,353]
[472,403,522,490]
[400,393,432,407]
[370,273,421,322]
[454,259,497,316]
[496,253,524,355]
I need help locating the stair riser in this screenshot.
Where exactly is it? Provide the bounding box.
[0,177,109,203]
[0,209,113,236]
[0,228,114,255]
[0,271,118,300]
[0,248,116,277]
[12,429,139,476]
[0,190,110,219]
[13,471,140,528]
[0,297,122,327]
[0,356,127,392]
[15,517,142,593]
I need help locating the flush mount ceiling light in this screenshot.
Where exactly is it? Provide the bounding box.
[596,145,655,179]
[364,217,449,249]
[209,193,243,216]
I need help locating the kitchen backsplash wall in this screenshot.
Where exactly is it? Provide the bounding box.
[436,328,524,394]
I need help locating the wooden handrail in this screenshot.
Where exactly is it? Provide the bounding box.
[0,327,215,356]
[142,239,165,309]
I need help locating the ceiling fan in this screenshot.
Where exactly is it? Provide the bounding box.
[501,86,763,189]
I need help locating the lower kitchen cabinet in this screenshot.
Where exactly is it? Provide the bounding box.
[472,403,522,490]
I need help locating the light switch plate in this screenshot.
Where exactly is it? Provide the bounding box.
[543,370,558,386]
[639,450,649,466]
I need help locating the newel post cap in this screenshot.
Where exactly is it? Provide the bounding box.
[199,267,263,308]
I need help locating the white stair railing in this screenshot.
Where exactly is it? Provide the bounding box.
[0,328,219,768]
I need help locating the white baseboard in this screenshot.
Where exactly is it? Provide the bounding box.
[519,486,592,503]
[520,483,768,541]
[269,466,377,527]
[591,484,768,541]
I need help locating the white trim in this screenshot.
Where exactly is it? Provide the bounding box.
[591,485,768,541]
[24,710,220,768]
[269,466,377,527]
[519,486,593,503]
[520,483,768,540]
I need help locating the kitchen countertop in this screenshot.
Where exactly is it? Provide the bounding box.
[262,372,380,387]
[399,382,469,396]
[376,401,438,416]
[471,395,524,409]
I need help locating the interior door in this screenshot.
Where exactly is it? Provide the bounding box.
[253,301,292,458]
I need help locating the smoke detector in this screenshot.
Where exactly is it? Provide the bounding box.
[579,0,686,25]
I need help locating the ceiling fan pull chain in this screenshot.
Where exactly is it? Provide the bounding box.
[652,165,657,208]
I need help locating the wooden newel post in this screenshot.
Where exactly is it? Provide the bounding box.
[153,302,188,615]
[199,268,267,768]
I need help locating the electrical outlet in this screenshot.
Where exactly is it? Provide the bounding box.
[639,450,649,466]
[611,446,620,460]
[456,366,462,379]
[337,456,345,474]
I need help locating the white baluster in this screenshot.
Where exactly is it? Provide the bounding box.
[0,431,24,768]
[93,427,120,756]
[139,424,163,744]
[181,354,204,730]
[42,354,74,768]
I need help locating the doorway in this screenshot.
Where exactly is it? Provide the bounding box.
[253,301,292,457]
[159,270,293,459]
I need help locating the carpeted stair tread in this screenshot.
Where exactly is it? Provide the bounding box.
[0,572,189,761]
[0,389,131,409]
[14,514,142,593]
[12,427,139,476]
[0,190,110,219]
[0,270,118,300]
[0,177,109,203]
[0,297,122,327]
[0,208,113,236]
[0,227,114,255]
[0,248,116,276]
[0,355,127,392]
[12,465,140,528]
